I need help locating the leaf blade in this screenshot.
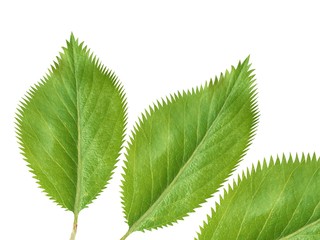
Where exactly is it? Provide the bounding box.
[197,154,320,240]
[121,58,258,235]
[16,34,127,214]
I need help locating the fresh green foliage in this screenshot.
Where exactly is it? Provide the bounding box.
[16,34,127,238]
[121,58,259,238]
[197,154,320,240]
[15,35,320,240]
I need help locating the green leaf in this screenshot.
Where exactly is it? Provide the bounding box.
[121,58,258,238]
[197,154,320,240]
[16,34,127,238]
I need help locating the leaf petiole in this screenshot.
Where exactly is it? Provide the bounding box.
[69,214,78,240]
[120,229,132,240]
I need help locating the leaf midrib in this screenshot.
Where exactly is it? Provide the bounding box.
[128,69,244,233]
[279,218,320,239]
[70,43,83,215]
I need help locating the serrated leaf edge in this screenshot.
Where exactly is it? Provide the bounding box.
[195,152,319,240]
[120,57,259,235]
[15,34,128,212]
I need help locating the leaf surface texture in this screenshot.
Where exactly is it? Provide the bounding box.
[197,154,320,240]
[121,58,258,235]
[16,35,126,215]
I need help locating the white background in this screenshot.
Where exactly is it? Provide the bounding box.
[1,1,320,239]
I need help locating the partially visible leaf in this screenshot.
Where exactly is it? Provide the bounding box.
[121,58,258,238]
[197,154,320,240]
[16,34,127,238]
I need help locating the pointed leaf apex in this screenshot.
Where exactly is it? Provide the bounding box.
[122,57,259,234]
[16,35,127,215]
[69,32,76,42]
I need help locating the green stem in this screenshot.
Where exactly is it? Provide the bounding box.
[120,230,131,240]
[70,214,78,240]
